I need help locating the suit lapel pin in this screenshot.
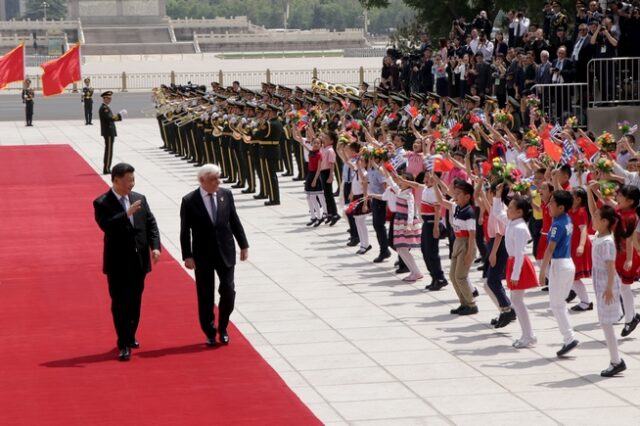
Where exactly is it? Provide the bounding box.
[220,196,224,203]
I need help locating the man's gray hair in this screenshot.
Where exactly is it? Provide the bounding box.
[197,163,222,179]
[541,50,549,58]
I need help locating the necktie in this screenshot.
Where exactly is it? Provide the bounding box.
[573,38,583,61]
[516,22,521,38]
[208,193,217,224]
[120,196,133,225]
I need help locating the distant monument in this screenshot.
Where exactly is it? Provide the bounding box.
[67,0,167,25]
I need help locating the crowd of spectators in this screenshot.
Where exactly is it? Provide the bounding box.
[380,0,640,109]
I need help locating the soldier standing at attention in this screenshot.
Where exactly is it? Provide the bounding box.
[82,78,94,125]
[22,78,34,127]
[99,91,127,175]
[254,104,282,206]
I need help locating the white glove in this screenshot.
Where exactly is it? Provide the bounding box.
[119,109,128,117]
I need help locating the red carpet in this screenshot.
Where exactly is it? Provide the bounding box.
[0,145,321,426]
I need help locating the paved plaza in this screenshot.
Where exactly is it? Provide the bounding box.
[2,118,640,425]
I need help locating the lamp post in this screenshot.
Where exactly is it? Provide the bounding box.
[42,1,49,21]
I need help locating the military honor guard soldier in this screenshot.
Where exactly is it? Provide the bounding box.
[99,91,127,175]
[82,78,94,125]
[22,78,34,127]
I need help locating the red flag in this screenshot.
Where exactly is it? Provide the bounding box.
[469,113,482,124]
[576,137,599,159]
[0,44,25,90]
[481,161,491,176]
[450,122,463,137]
[432,130,442,139]
[433,158,454,172]
[460,136,476,151]
[543,138,562,163]
[540,124,553,140]
[41,44,81,97]
[526,146,540,159]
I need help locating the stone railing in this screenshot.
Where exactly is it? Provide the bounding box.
[0,19,79,30]
[0,34,33,46]
[169,16,250,29]
[196,30,365,44]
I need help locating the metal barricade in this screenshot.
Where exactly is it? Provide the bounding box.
[532,83,588,126]
[587,57,640,107]
[0,67,382,94]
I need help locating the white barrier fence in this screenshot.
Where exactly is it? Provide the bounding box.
[0,67,381,93]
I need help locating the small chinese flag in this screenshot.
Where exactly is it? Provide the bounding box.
[526,146,540,159]
[543,138,562,163]
[450,122,463,136]
[432,130,442,139]
[481,161,491,176]
[576,137,599,160]
[433,157,454,172]
[41,44,82,96]
[460,136,476,151]
[540,124,553,140]
[0,44,25,90]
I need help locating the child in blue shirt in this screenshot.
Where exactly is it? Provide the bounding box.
[539,190,580,357]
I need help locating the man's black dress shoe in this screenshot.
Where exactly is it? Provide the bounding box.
[346,239,360,247]
[241,189,256,194]
[495,309,516,328]
[118,347,131,361]
[395,266,410,274]
[292,177,305,181]
[130,339,140,349]
[565,290,577,303]
[231,183,244,189]
[206,337,217,347]
[373,251,391,263]
[220,331,230,345]
[253,194,268,200]
[265,201,280,206]
[426,279,448,291]
[450,305,464,314]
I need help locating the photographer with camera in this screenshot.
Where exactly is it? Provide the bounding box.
[471,10,493,38]
[452,16,468,43]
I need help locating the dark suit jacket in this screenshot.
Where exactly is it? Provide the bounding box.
[552,58,575,83]
[93,190,161,275]
[99,103,121,137]
[535,62,553,85]
[180,187,249,269]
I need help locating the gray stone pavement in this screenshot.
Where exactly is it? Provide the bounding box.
[2,118,640,425]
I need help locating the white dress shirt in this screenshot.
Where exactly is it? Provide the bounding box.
[112,189,134,224]
[199,187,218,223]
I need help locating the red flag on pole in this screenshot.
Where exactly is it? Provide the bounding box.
[41,44,81,97]
[543,138,562,163]
[0,44,25,90]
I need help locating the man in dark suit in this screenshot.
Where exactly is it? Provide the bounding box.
[93,163,161,361]
[180,164,249,346]
[551,46,575,121]
[99,91,127,175]
[535,50,553,85]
